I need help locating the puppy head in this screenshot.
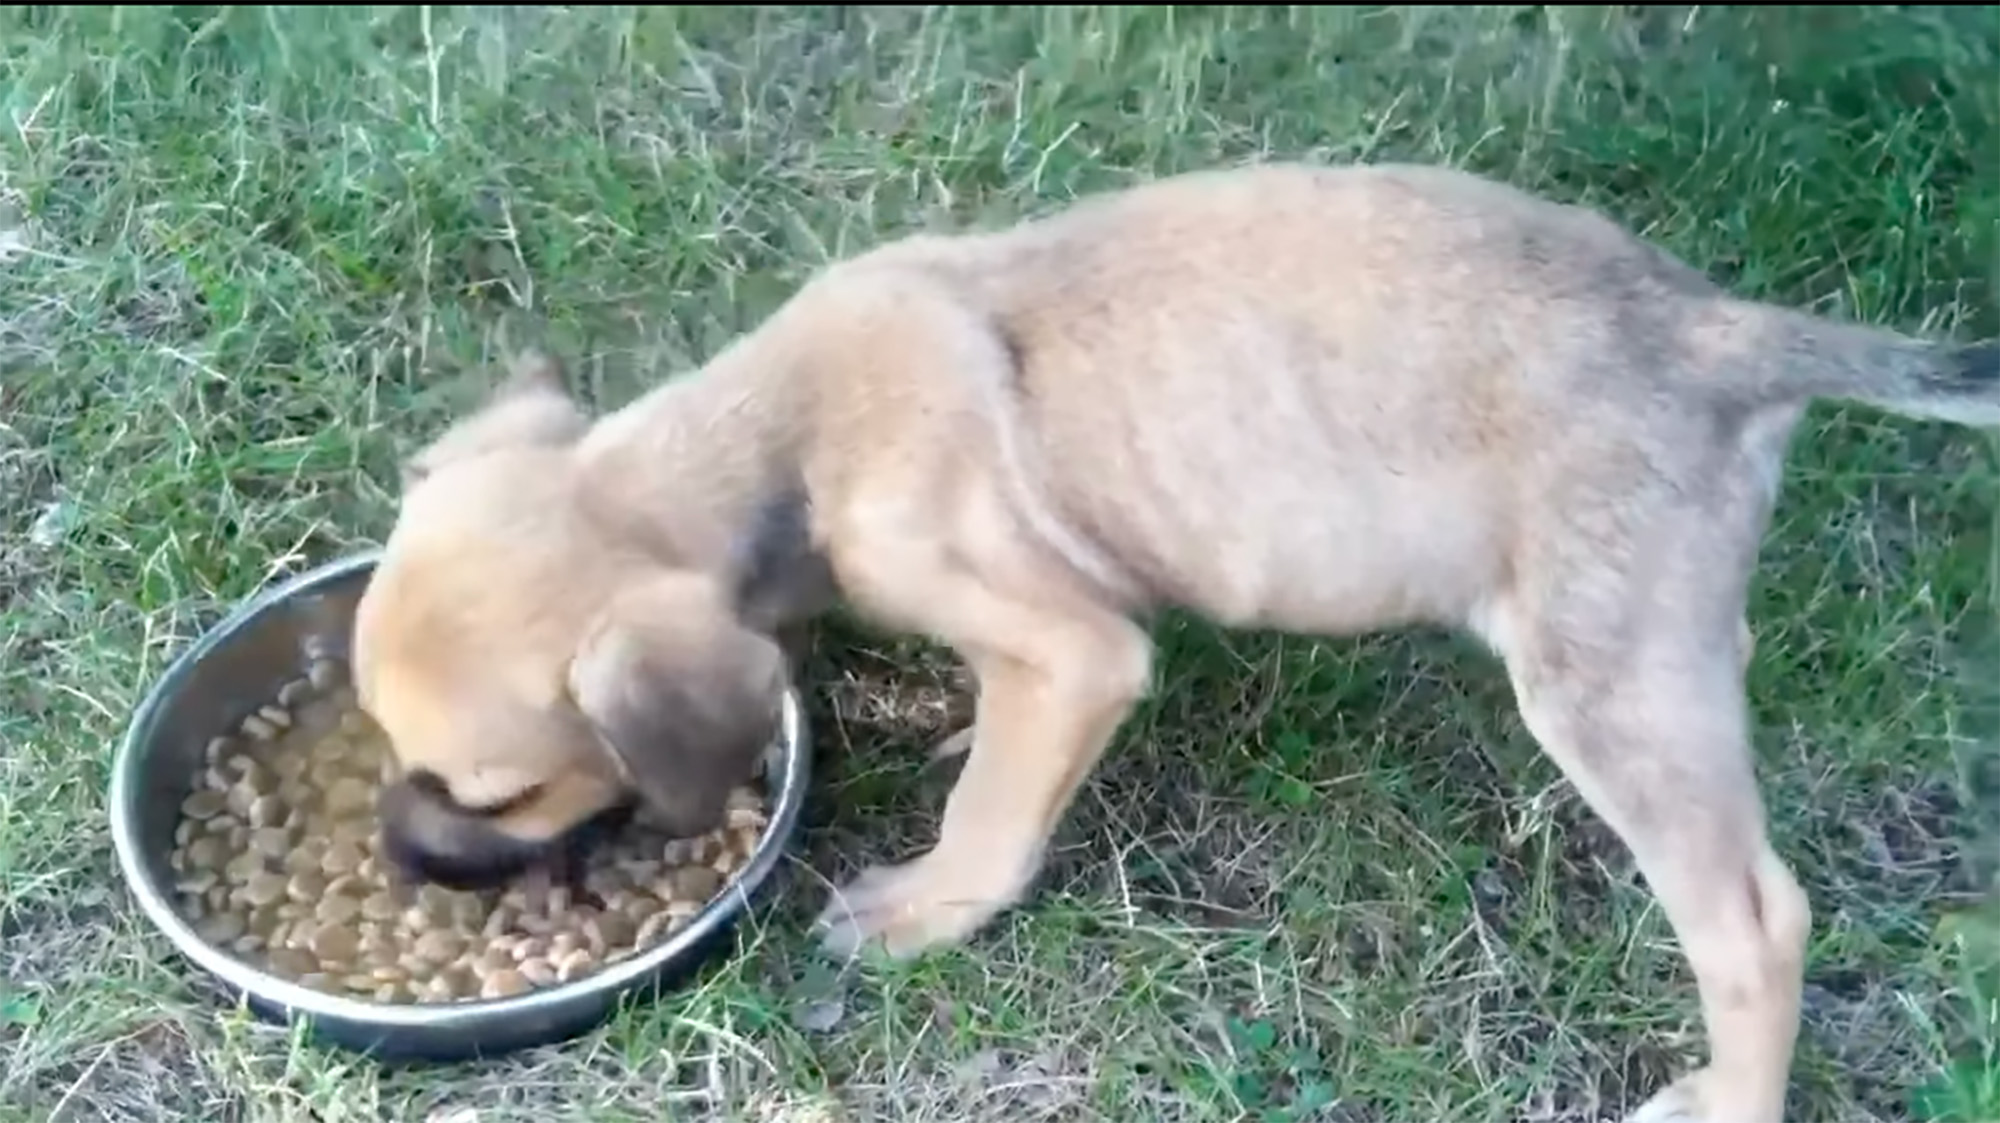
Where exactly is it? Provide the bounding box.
[354,357,828,893]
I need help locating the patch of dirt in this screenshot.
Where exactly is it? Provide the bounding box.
[0,894,120,995]
[1827,776,1972,907]
[18,1020,240,1123]
[808,624,973,754]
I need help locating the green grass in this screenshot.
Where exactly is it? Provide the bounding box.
[2,4,1998,1121]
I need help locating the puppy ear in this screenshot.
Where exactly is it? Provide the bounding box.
[402,349,589,488]
[566,578,785,836]
[726,489,838,635]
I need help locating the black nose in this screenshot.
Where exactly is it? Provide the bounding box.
[377,808,546,892]
[374,773,551,891]
[374,776,641,894]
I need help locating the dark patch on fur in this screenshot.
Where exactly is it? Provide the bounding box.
[991,316,1030,393]
[730,486,839,632]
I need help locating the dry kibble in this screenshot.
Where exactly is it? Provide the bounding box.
[361,891,400,923]
[668,866,723,903]
[287,838,328,874]
[239,871,289,909]
[410,928,465,964]
[555,949,595,982]
[321,840,365,876]
[267,947,317,979]
[197,912,246,945]
[480,968,530,999]
[224,851,266,885]
[324,777,372,817]
[308,657,342,691]
[181,790,228,821]
[308,922,361,963]
[589,911,636,952]
[634,912,673,948]
[316,893,363,926]
[481,906,516,940]
[182,835,226,872]
[251,827,293,861]
[166,651,773,1005]
[247,794,285,828]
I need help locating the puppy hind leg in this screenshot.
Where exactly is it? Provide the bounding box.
[1500,628,1809,1123]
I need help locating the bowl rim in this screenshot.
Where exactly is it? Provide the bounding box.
[108,547,812,1043]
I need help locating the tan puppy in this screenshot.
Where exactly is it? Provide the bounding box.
[351,161,1998,1123]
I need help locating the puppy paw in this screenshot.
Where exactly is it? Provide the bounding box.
[815,855,1016,960]
[1623,1067,1780,1123]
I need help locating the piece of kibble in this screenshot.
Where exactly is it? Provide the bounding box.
[197,912,246,945]
[479,968,530,999]
[223,850,266,885]
[181,790,229,820]
[668,866,723,902]
[323,777,372,817]
[285,869,327,903]
[316,893,363,926]
[239,871,289,909]
[239,713,279,740]
[554,948,595,982]
[307,922,361,964]
[634,912,673,947]
[320,840,365,876]
[258,704,294,730]
[267,947,317,979]
[308,657,343,691]
[409,928,466,965]
[247,794,286,829]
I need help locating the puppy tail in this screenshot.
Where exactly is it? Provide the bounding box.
[1717,300,2000,427]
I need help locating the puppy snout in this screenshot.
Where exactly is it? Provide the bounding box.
[374,774,545,892]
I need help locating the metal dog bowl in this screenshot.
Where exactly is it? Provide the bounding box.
[108,549,812,1063]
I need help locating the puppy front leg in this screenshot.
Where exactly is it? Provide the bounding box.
[815,546,1152,959]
